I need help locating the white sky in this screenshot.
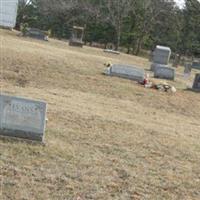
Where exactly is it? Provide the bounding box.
[174,0,185,8]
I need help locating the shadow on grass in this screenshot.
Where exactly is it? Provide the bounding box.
[0,135,45,146]
[183,88,200,93]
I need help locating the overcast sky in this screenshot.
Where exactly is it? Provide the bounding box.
[174,0,185,8]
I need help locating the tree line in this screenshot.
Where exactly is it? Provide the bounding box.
[17,0,200,57]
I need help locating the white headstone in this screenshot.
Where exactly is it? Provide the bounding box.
[154,66,175,80]
[0,94,47,142]
[105,64,145,82]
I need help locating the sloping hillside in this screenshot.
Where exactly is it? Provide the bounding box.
[0,29,200,200]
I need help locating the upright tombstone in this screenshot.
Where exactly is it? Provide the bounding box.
[153,46,171,65]
[192,74,200,91]
[154,66,175,80]
[104,64,145,82]
[69,26,84,47]
[0,0,18,29]
[0,94,47,142]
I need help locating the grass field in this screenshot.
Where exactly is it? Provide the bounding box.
[0,29,200,200]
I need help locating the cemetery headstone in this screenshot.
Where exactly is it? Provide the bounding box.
[105,64,145,82]
[153,46,171,65]
[192,74,200,91]
[0,94,47,142]
[69,26,84,47]
[154,66,175,80]
[24,28,48,41]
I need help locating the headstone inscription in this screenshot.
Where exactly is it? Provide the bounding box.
[105,64,145,82]
[151,63,168,71]
[154,66,175,80]
[0,94,47,142]
[192,74,200,91]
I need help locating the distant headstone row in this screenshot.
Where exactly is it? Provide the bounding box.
[0,94,47,142]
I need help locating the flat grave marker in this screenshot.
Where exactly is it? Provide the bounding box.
[105,64,145,82]
[0,94,47,142]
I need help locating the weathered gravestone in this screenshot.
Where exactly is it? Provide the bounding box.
[69,26,84,47]
[154,66,175,80]
[0,94,47,142]
[105,64,145,82]
[24,28,48,41]
[192,74,200,91]
[153,46,171,65]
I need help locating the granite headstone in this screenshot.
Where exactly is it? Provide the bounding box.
[154,66,175,80]
[105,64,145,82]
[0,94,47,142]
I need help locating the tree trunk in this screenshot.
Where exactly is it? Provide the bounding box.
[135,37,143,55]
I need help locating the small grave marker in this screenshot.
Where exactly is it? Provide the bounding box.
[154,66,175,80]
[0,94,47,142]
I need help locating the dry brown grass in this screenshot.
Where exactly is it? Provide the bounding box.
[0,29,200,200]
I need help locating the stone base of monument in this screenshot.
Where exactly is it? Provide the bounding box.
[104,64,145,82]
[69,39,83,47]
[0,94,47,142]
[154,66,175,80]
[0,129,43,142]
